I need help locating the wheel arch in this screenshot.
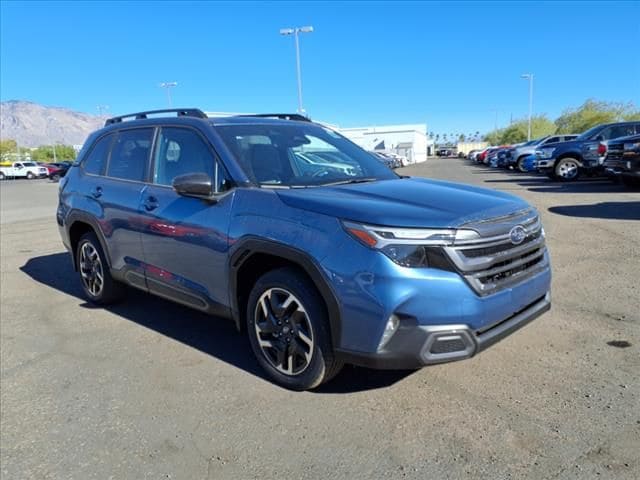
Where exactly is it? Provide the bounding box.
[229,238,342,349]
[67,212,112,271]
[555,152,584,167]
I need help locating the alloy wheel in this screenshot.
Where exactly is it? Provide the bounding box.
[79,242,104,297]
[254,288,314,376]
[558,160,578,180]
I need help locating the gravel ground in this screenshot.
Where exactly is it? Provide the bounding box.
[1,160,638,479]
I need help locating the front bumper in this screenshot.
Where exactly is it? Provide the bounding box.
[337,291,551,369]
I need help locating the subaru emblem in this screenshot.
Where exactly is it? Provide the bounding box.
[509,225,527,245]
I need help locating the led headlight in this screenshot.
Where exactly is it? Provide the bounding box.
[342,221,479,267]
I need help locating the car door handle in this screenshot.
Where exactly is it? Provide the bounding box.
[143,196,159,211]
[91,187,103,198]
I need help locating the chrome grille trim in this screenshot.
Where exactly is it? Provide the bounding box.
[444,212,549,296]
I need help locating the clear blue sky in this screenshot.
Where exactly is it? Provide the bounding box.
[1,0,639,135]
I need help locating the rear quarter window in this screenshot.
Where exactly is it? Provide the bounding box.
[82,134,114,175]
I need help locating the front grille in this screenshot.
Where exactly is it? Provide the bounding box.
[443,211,549,296]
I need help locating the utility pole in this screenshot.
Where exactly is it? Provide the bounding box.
[159,82,178,107]
[279,26,314,114]
[521,73,534,141]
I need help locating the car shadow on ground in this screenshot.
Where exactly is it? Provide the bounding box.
[20,252,414,393]
[548,202,640,221]
[483,176,629,193]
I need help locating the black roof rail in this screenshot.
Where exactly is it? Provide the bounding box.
[104,108,208,126]
[234,113,312,122]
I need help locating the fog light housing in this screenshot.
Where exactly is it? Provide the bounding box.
[378,314,400,350]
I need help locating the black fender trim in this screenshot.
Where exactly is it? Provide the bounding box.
[65,211,112,271]
[228,237,342,349]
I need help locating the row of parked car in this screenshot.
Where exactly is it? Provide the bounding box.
[465,121,640,186]
[369,151,408,169]
[0,161,72,181]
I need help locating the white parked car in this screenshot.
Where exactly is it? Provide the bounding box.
[0,161,49,180]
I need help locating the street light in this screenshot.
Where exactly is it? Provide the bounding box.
[279,25,314,114]
[96,105,110,116]
[521,73,534,141]
[159,82,178,107]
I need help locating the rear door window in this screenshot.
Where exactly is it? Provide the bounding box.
[106,129,154,182]
[83,134,114,175]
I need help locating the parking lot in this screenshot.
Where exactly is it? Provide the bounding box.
[1,159,638,479]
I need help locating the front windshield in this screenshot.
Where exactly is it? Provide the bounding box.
[216,123,398,187]
[576,125,602,140]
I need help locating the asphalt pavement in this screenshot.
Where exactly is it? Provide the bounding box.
[1,160,638,479]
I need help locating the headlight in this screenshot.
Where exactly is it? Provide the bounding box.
[342,221,479,267]
[537,148,556,159]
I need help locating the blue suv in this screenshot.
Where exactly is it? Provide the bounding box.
[57,109,551,390]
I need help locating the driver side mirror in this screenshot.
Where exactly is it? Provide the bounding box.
[172,173,217,202]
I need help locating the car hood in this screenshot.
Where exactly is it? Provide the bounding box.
[276,178,530,228]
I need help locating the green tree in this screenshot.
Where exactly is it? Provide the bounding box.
[0,139,17,162]
[484,115,555,145]
[31,144,76,162]
[555,99,640,133]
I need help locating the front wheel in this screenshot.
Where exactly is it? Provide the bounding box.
[555,158,580,182]
[0,172,5,181]
[516,156,528,173]
[246,267,343,390]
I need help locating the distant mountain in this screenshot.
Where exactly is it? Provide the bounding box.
[0,100,105,148]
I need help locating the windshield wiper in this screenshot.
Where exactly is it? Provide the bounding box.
[319,177,379,186]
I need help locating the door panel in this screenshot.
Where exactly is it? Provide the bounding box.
[138,126,234,313]
[138,186,234,312]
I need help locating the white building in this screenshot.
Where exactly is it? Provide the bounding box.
[338,124,431,163]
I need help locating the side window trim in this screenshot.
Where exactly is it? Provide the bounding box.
[151,125,233,193]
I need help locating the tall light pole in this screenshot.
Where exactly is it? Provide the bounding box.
[280,26,314,114]
[521,73,534,141]
[96,105,110,116]
[159,82,178,107]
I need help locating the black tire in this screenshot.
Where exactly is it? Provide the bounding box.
[0,172,5,181]
[76,232,124,305]
[51,173,60,182]
[516,156,528,173]
[26,171,35,180]
[621,176,640,188]
[246,267,343,390]
[554,157,580,182]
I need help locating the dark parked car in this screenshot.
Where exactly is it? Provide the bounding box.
[507,135,579,172]
[44,162,72,181]
[603,134,640,187]
[535,122,640,181]
[57,108,551,390]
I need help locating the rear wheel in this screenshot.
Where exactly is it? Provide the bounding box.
[26,171,35,180]
[555,158,580,182]
[246,267,342,390]
[0,172,5,181]
[76,232,124,305]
